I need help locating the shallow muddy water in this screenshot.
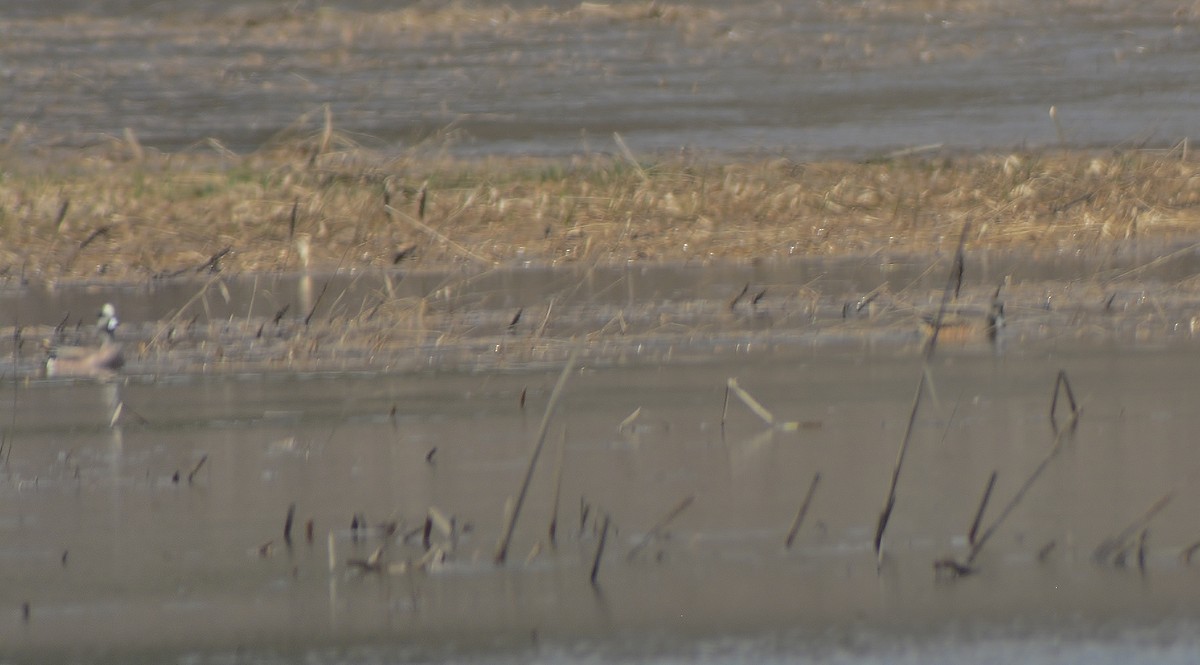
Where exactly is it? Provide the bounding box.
[4,0,1199,157]
[8,244,1200,379]
[6,346,1200,662]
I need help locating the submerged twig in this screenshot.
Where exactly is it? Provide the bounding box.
[1092,493,1173,565]
[626,495,695,561]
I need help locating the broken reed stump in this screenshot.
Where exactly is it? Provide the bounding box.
[494,348,579,564]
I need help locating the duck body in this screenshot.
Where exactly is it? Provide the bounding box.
[921,301,1005,345]
[45,303,125,378]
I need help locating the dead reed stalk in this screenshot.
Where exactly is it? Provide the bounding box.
[494,347,580,564]
[784,472,822,549]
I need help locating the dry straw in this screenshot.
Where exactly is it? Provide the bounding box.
[2,140,1199,283]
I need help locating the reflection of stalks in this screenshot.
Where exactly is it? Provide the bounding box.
[494,347,579,564]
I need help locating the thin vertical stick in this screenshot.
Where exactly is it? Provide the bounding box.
[494,348,580,564]
[590,514,611,587]
[784,472,822,549]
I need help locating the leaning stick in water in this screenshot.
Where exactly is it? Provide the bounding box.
[967,471,998,547]
[626,495,695,561]
[873,222,970,562]
[784,472,822,549]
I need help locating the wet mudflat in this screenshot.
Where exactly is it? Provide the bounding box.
[5,345,1200,662]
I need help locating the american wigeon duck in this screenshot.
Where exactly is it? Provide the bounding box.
[45,303,125,378]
